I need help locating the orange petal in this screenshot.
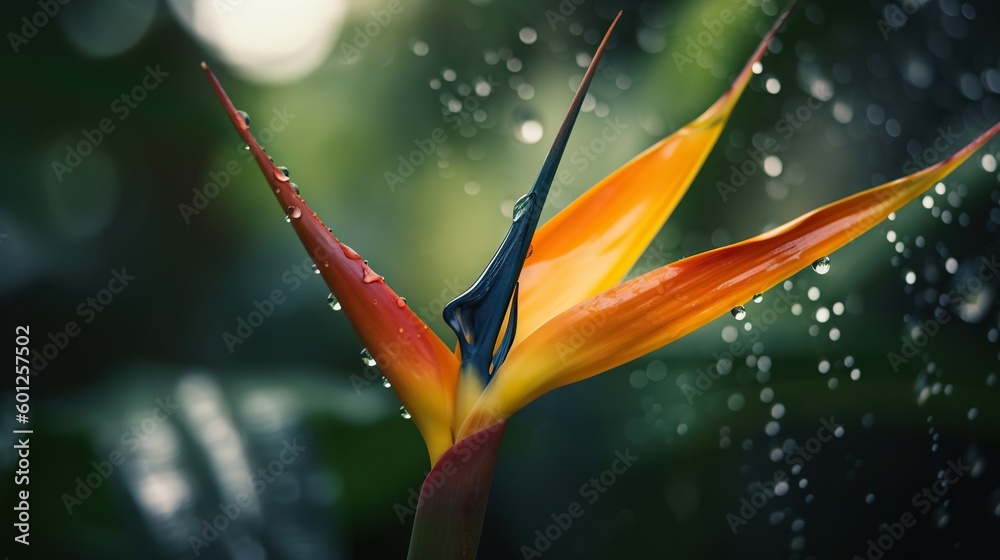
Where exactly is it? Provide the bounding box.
[202,63,459,464]
[460,120,1000,439]
[514,3,796,344]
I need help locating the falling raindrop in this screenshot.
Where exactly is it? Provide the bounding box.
[236,110,250,128]
[382,376,392,388]
[360,348,376,367]
[753,293,764,303]
[811,256,831,274]
[327,294,341,311]
[731,306,747,320]
[399,406,411,419]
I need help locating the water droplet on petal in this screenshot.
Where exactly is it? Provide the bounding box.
[731,306,747,320]
[753,293,763,303]
[312,264,321,275]
[236,110,250,128]
[290,182,300,195]
[285,206,302,220]
[363,267,381,284]
[360,348,376,367]
[396,297,407,308]
[513,193,533,221]
[811,256,831,274]
[327,294,341,311]
[273,167,290,182]
[399,406,411,419]
[382,376,392,388]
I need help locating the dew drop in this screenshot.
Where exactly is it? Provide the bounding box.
[399,406,411,419]
[273,167,290,182]
[290,182,300,195]
[363,267,382,284]
[236,110,250,128]
[811,256,831,274]
[285,206,302,220]
[360,348,376,367]
[327,293,341,311]
[396,297,407,308]
[731,306,747,320]
[382,376,392,388]
[753,293,763,303]
[512,193,533,221]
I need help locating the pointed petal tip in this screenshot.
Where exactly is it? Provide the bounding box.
[200,61,208,70]
[946,120,1000,164]
[481,113,998,429]
[202,67,462,462]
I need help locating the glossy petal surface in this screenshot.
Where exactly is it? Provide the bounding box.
[513,3,797,343]
[460,121,1000,438]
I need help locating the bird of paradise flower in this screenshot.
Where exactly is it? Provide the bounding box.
[202,5,999,559]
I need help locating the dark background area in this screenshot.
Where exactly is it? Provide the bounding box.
[1,0,999,558]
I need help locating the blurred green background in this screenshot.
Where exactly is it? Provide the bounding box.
[2,0,1000,558]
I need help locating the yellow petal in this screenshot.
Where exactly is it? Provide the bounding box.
[459,121,1000,439]
[513,5,795,344]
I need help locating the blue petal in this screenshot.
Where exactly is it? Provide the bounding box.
[443,12,623,385]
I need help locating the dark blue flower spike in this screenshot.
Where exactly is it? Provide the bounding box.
[443,12,623,386]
